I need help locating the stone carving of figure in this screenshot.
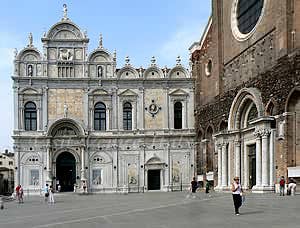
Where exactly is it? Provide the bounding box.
[59,49,73,61]
[64,103,68,117]
[14,48,18,59]
[63,4,68,20]
[28,65,33,76]
[97,66,103,77]
[28,33,33,47]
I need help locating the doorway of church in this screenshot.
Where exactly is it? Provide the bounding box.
[148,170,161,190]
[248,144,256,189]
[56,152,76,192]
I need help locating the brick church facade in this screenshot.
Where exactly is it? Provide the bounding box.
[190,0,300,192]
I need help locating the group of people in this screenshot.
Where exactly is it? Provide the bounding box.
[279,176,297,196]
[44,184,55,204]
[15,184,24,203]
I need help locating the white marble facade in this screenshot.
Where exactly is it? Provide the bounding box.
[12,6,195,193]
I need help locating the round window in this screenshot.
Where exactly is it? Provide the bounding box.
[231,0,265,41]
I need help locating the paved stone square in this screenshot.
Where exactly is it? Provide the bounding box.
[0,192,299,228]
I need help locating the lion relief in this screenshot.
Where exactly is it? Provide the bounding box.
[59,48,73,61]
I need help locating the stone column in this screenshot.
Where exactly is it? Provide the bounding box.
[243,143,249,189]
[234,140,241,178]
[42,87,48,131]
[112,88,118,130]
[261,129,270,187]
[254,131,262,187]
[221,143,228,187]
[217,144,222,187]
[269,129,275,187]
[81,146,86,180]
[46,146,52,182]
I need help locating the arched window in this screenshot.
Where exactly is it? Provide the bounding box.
[123,102,132,130]
[94,102,106,131]
[174,102,182,129]
[24,102,37,131]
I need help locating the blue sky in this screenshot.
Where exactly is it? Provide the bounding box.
[0,0,211,151]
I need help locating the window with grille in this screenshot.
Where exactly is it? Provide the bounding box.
[24,102,37,131]
[94,102,106,131]
[123,102,132,130]
[174,102,183,129]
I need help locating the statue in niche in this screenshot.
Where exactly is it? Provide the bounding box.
[27,65,33,76]
[59,48,73,61]
[97,66,103,77]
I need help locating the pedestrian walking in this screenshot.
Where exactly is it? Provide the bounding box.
[18,185,24,203]
[44,184,49,202]
[83,181,87,193]
[57,184,61,192]
[205,181,210,194]
[49,185,55,204]
[231,177,243,216]
[279,176,285,196]
[15,184,21,202]
[189,177,198,198]
[288,178,297,196]
[0,196,4,210]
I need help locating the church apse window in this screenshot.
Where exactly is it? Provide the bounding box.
[94,102,106,131]
[174,101,183,129]
[237,0,264,34]
[123,102,132,130]
[24,102,37,131]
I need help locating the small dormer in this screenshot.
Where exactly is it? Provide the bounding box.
[144,56,164,79]
[88,34,115,78]
[15,33,43,77]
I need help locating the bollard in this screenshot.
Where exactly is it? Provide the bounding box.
[0,197,4,210]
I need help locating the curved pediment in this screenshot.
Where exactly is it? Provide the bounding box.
[168,66,189,78]
[46,21,85,40]
[17,48,42,61]
[90,89,109,96]
[117,66,139,79]
[88,49,112,63]
[144,66,164,79]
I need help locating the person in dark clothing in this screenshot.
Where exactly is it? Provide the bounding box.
[190,177,198,196]
[205,181,210,194]
[231,177,243,215]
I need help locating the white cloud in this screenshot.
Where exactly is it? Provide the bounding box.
[158,22,206,68]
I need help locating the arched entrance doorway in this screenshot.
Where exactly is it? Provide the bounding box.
[56,152,76,192]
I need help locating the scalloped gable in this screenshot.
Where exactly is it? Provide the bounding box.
[118,89,138,97]
[169,89,189,96]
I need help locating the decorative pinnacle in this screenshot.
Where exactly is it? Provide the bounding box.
[150,56,156,66]
[125,56,130,65]
[14,48,18,59]
[28,33,33,47]
[113,49,117,61]
[62,4,69,21]
[99,33,103,48]
[176,56,181,65]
